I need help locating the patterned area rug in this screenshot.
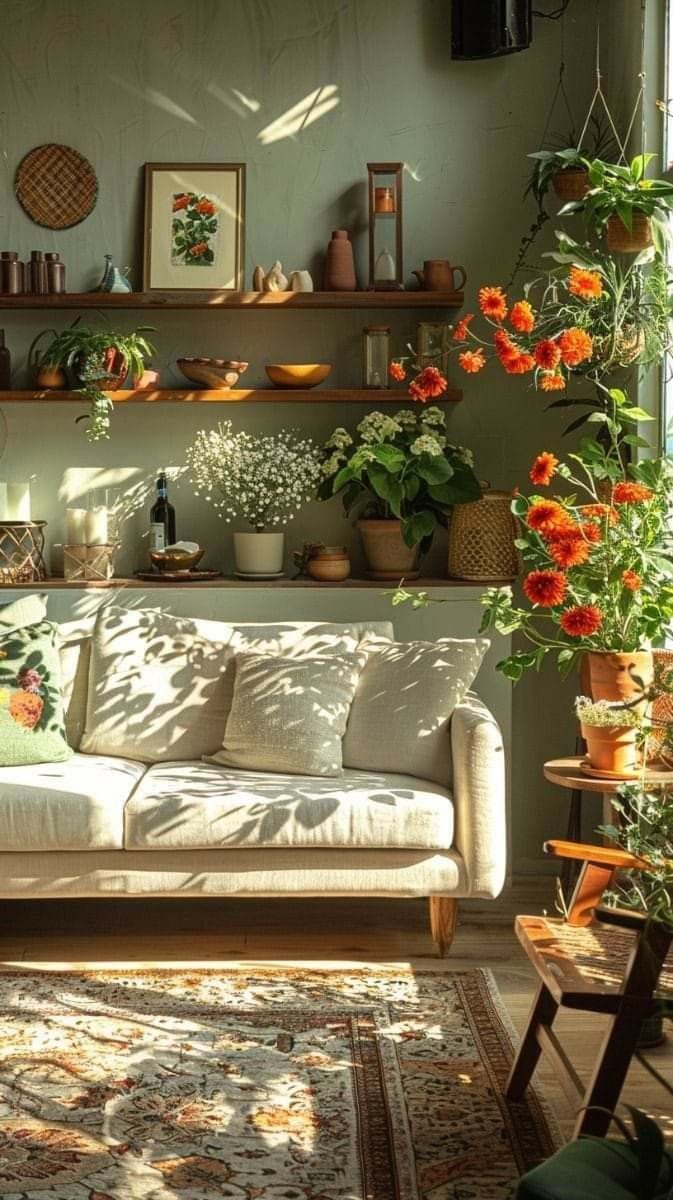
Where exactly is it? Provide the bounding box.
[0,967,557,1199]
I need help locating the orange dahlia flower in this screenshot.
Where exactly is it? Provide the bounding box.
[581,520,602,544]
[529,452,559,486]
[452,314,474,341]
[494,329,518,365]
[523,569,567,607]
[533,339,561,371]
[526,500,572,536]
[413,365,447,398]
[196,199,216,215]
[8,689,44,729]
[458,349,486,374]
[612,481,654,504]
[581,503,619,526]
[539,373,566,392]
[622,569,642,591]
[510,300,535,333]
[502,352,535,375]
[172,194,190,211]
[478,286,508,323]
[389,361,406,382]
[558,328,593,367]
[547,533,590,568]
[560,604,603,638]
[568,267,603,300]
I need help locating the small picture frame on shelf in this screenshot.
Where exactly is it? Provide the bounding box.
[143,162,245,292]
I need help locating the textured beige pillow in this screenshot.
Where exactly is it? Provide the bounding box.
[80,608,373,764]
[211,651,365,777]
[0,594,47,631]
[342,637,489,784]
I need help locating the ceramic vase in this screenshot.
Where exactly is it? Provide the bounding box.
[234,531,285,576]
[324,230,356,290]
[357,519,419,580]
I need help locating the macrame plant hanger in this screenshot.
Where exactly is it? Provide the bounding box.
[575,0,647,163]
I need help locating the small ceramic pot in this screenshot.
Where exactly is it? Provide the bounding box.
[306,546,351,582]
[35,365,67,389]
[324,230,357,290]
[357,519,420,580]
[134,368,160,389]
[587,650,653,718]
[234,531,284,576]
[580,723,640,778]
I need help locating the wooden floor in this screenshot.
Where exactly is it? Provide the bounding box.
[0,882,671,1144]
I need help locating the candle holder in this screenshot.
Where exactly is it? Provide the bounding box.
[0,521,47,583]
[367,162,404,291]
[64,543,115,582]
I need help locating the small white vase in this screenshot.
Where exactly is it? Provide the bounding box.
[234,531,285,576]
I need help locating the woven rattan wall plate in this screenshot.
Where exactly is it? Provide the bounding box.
[15,144,98,230]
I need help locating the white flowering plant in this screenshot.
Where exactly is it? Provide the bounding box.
[318,408,481,548]
[186,422,323,531]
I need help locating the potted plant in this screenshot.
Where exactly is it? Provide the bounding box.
[526,118,619,208]
[559,153,673,254]
[575,695,642,778]
[319,408,481,579]
[186,421,322,577]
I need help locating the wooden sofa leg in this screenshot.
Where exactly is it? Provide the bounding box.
[429,896,458,957]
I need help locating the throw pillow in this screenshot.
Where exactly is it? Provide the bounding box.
[0,619,73,765]
[0,594,47,631]
[342,636,489,784]
[210,651,365,777]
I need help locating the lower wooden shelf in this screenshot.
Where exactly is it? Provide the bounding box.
[0,387,462,404]
[1,576,491,590]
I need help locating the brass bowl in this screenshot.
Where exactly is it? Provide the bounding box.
[150,547,204,574]
[265,363,331,388]
[177,358,248,389]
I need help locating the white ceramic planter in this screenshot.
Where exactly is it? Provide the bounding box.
[234,531,285,576]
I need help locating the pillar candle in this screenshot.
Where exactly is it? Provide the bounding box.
[85,506,109,546]
[6,482,31,521]
[66,507,88,544]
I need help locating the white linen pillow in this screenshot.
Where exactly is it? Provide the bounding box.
[342,636,489,784]
[0,594,47,631]
[210,651,365,777]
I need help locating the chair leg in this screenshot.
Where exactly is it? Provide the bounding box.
[506,981,559,1100]
[572,1005,645,1139]
[429,896,458,957]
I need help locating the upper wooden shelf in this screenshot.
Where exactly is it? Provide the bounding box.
[1,387,463,404]
[1,577,486,591]
[0,289,464,311]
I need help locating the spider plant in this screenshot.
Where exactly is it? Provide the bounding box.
[560,154,673,253]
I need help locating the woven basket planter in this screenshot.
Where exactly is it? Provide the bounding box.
[606,212,652,253]
[551,168,590,202]
[448,490,518,582]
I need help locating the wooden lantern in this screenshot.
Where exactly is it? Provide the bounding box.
[0,521,47,584]
[367,162,404,291]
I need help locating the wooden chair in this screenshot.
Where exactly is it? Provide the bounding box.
[506,839,673,1140]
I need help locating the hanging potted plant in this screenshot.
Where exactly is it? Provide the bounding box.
[560,153,673,254]
[575,695,642,778]
[319,406,481,579]
[526,119,619,209]
[186,421,322,577]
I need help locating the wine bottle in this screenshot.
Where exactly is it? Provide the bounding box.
[149,472,176,551]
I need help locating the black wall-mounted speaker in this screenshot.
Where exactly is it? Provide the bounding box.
[451,0,533,59]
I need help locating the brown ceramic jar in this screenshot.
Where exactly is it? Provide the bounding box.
[324,230,357,290]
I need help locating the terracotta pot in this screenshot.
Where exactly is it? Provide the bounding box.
[35,365,67,389]
[324,230,357,290]
[606,212,653,253]
[358,518,420,580]
[551,168,590,202]
[580,722,640,778]
[306,547,351,582]
[586,650,653,717]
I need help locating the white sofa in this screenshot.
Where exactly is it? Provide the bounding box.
[0,614,507,954]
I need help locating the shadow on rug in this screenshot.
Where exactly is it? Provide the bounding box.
[0,966,558,1199]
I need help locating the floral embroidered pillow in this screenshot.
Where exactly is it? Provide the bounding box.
[0,620,73,765]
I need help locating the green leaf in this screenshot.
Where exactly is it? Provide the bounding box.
[415,455,452,485]
[402,510,437,547]
[372,444,405,473]
[404,474,420,501]
[621,405,654,422]
[332,465,354,492]
[368,466,403,516]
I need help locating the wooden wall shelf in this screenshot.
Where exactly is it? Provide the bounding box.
[0,290,463,311]
[0,577,488,591]
[0,387,463,404]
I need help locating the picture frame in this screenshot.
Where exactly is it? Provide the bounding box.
[143,162,245,292]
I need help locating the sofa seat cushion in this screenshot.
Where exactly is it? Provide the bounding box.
[0,753,147,851]
[124,761,454,852]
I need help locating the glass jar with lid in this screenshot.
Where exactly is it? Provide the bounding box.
[362,325,390,388]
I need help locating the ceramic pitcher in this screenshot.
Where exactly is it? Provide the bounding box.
[413,259,467,291]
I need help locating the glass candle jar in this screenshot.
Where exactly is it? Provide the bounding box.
[362,325,391,388]
[374,186,395,213]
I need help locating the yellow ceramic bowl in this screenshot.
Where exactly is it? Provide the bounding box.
[265,363,332,389]
[150,547,204,574]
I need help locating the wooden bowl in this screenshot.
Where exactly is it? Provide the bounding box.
[177,358,248,389]
[265,363,331,389]
[150,547,204,573]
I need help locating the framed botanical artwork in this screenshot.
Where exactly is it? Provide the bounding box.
[143,162,245,291]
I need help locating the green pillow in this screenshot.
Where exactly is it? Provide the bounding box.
[0,620,73,766]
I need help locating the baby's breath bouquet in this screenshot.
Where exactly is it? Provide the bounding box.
[186,421,322,531]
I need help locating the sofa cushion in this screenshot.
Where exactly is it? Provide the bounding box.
[59,615,97,750]
[0,594,47,631]
[0,753,146,851]
[0,620,73,767]
[80,608,391,764]
[343,636,489,785]
[124,761,454,851]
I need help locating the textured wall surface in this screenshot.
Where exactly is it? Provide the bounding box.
[0,0,644,870]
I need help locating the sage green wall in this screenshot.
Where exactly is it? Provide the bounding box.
[0,0,644,872]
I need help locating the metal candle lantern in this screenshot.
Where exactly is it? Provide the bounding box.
[367,162,404,291]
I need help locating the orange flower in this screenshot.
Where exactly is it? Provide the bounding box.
[529,451,559,486]
[502,352,535,375]
[622,569,642,591]
[196,199,216,215]
[526,500,572,536]
[510,300,535,333]
[612,481,654,504]
[533,339,561,371]
[188,242,208,257]
[172,194,189,211]
[452,314,474,341]
[539,372,566,392]
[478,286,508,322]
[411,365,447,398]
[547,532,590,568]
[458,349,486,374]
[389,361,406,382]
[409,380,429,403]
[494,329,519,366]
[581,520,602,544]
[523,569,567,607]
[8,689,43,729]
[582,503,619,526]
[560,604,603,638]
[568,267,603,300]
[558,327,593,366]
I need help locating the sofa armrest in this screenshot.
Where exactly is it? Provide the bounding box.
[450,692,507,898]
